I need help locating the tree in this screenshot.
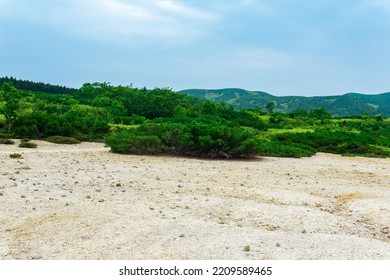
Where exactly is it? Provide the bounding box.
[0,82,21,131]
[309,108,332,124]
[266,102,275,113]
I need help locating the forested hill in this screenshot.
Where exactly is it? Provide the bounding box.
[179,88,390,117]
[2,78,390,158]
[2,77,388,117]
[0,77,76,94]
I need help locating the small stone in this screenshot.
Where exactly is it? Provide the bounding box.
[302,229,307,234]
[266,225,275,231]
[276,243,281,247]
[382,227,389,234]
[98,199,104,203]
[21,195,26,198]
[179,234,185,238]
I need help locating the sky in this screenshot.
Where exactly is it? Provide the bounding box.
[1,0,390,96]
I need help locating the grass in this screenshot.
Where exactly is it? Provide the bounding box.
[9,153,23,159]
[267,127,315,135]
[45,136,81,144]
[18,141,37,148]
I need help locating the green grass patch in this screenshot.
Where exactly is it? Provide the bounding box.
[18,141,37,148]
[45,136,81,144]
[257,141,315,158]
[0,138,14,144]
[9,153,23,159]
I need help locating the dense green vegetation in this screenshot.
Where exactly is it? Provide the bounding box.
[180,88,390,117]
[1,78,389,158]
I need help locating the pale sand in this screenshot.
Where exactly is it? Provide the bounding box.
[0,140,389,260]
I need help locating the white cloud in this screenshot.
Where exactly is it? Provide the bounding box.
[358,0,390,12]
[1,0,218,40]
[155,0,215,19]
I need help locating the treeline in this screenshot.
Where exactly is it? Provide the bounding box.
[1,80,389,158]
[0,76,76,94]
[0,82,266,157]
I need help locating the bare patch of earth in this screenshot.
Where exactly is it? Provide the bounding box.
[0,140,389,259]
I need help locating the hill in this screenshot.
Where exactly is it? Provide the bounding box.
[2,78,390,158]
[179,88,390,117]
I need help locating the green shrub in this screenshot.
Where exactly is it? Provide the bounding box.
[18,141,37,148]
[105,118,261,158]
[0,132,14,138]
[9,153,23,159]
[45,136,81,144]
[271,128,388,157]
[257,141,315,158]
[0,139,14,144]
[105,130,163,154]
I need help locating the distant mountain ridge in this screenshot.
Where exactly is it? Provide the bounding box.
[179,88,390,117]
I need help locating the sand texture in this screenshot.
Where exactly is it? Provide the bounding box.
[1,140,389,260]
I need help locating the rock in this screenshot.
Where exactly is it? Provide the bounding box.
[276,243,281,247]
[382,227,389,234]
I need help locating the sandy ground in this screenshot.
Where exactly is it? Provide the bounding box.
[0,140,389,260]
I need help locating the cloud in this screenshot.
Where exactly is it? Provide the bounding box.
[0,0,218,41]
[358,0,390,11]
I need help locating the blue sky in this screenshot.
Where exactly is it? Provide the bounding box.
[1,0,390,96]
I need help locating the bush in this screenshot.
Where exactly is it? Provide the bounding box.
[0,138,14,144]
[271,128,388,157]
[45,136,81,144]
[18,141,37,148]
[105,130,163,154]
[105,118,261,158]
[257,141,315,158]
[9,153,23,159]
